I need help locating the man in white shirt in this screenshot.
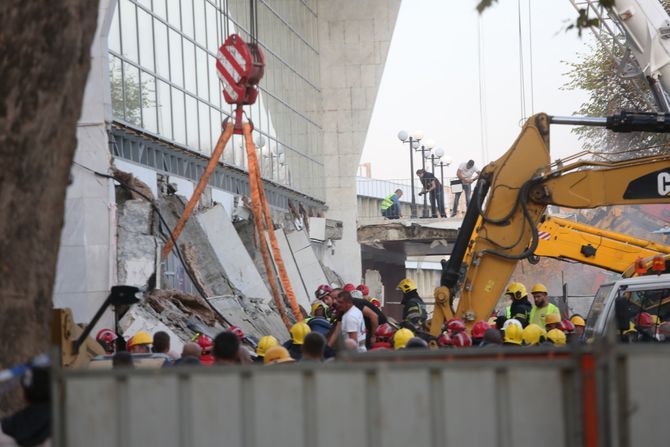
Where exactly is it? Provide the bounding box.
[452,159,479,217]
[331,289,367,352]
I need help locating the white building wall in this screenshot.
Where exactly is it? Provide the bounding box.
[319,0,402,283]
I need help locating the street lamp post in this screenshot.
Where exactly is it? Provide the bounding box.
[397,130,421,218]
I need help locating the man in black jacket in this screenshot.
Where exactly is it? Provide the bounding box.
[506,282,532,327]
[397,278,427,333]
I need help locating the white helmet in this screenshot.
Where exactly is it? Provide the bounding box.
[502,318,522,331]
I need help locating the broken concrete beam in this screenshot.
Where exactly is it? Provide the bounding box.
[285,229,329,301]
[117,199,157,288]
[197,204,272,302]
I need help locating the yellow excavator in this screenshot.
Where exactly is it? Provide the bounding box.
[431,111,670,336]
[532,215,670,274]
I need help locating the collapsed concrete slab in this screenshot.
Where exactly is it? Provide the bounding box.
[272,229,312,312]
[285,229,329,299]
[197,204,272,302]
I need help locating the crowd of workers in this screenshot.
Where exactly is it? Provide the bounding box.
[94,276,595,368]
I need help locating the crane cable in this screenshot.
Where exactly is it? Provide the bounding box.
[243,122,303,326]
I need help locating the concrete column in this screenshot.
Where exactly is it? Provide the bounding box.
[317,0,401,282]
[53,0,117,326]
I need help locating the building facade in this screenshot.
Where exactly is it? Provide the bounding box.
[54,0,401,324]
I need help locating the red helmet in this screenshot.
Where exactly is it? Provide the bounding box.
[368,297,382,308]
[227,325,245,341]
[356,284,369,296]
[196,334,213,352]
[375,323,395,341]
[96,329,117,353]
[559,319,576,334]
[471,321,489,339]
[636,312,654,329]
[343,283,356,293]
[451,332,472,348]
[446,319,467,334]
[315,284,332,299]
[437,332,452,347]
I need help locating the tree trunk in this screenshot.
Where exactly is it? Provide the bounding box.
[0,1,98,413]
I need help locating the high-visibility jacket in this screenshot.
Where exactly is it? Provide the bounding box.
[380,193,398,211]
[529,303,560,329]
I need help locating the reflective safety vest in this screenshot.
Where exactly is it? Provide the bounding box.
[529,303,560,328]
[380,194,396,211]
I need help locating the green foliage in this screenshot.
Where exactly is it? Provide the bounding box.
[109,58,155,127]
[562,37,670,159]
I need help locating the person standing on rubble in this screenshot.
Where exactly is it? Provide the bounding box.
[397,278,427,334]
[417,169,446,218]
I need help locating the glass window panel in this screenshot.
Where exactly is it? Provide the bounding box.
[141,72,158,133]
[185,94,198,148]
[208,55,220,106]
[183,40,197,94]
[156,80,172,139]
[137,9,155,72]
[120,0,138,63]
[199,101,211,154]
[154,21,170,79]
[153,0,167,20]
[167,0,181,29]
[210,108,221,151]
[169,30,183,86]
[196,48,209,100]
[193,0,206,47]
[109,7,121,53]
[205,1,218,52]
[123,62,142,126]
[110,56,124,120]
[172,88,186,144]
[181,0,194,38]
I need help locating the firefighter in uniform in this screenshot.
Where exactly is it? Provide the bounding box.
[397,278,427,333]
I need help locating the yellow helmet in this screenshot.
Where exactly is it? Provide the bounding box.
[531,283,548,294]
[128,331,152,348]
[263,346,295,364]
[570,315,586,327]
[545,312,562,325]
[505,282,527,300]
[310,301,327,316]
[289,322,311,345]
[393,328,415,349]
[398,278,417,293]
[522,324,544,346]
[256,335,279,357]
[503,324,523,345]
[547,329,567,346]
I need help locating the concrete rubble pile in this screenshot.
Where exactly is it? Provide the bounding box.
[113,170,337,346]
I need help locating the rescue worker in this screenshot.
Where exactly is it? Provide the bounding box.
[505,282,532,327]
[559,319,576,343]
[398,278,427,333]
[263,346,295,365]
[634,312,657,342]
[370,323,395,350]
[522,324,546,346]
[284,321,311,360]
[393,328,415,349]
[529,283,561,330]
[503,324,523,346]
[95,329,117,354]
[174,343,202,366]
[546,329,567,346]
[380,188,403,219]
[313,285,334,320]
[331,290,367,352]
[570,314,586,338]
[471,321,490,346]
[451,332,472,348]
[213,331,240,365]
[544,313,562,331]
[255,335,279,364]
[480,328,503,346]
[351,289,387,348]
[301,332,326,362]
[127,331,152,353]
[196,334,215,365]
[358,284,382,308]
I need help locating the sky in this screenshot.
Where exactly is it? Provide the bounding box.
[361,0,596,180]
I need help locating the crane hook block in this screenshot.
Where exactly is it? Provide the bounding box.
[216,34,265,107]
